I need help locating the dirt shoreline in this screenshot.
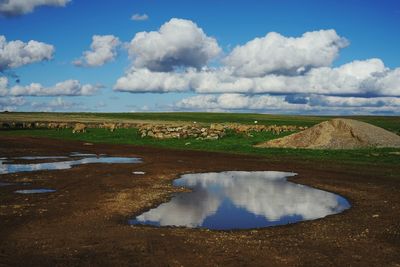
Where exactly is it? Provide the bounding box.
[0,136,399,266]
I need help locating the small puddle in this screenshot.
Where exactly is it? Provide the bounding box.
[13,156,69,160]
[0,181,12,186]
[0,153,142,175]
[70,152,98,157]
[129,171,350,230]
[14,189,56,194]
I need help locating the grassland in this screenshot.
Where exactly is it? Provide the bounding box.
[1,112,399,167]
[1,128,399,168]
[1,112,400,132]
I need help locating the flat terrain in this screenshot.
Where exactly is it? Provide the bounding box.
[1,112,400,132]
[1,136,400,266]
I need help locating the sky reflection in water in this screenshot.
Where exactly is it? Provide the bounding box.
[0,154,142,175]
[14,189,56,194]
[130,171,350,230]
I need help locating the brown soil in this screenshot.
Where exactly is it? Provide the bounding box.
[256,118,400,149]
[0,136,399,267]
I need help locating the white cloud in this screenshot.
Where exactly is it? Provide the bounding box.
[0,35,54,71]
[0,0,70,16]
[223,30,348,77]
[131,13,148,21]
[0,77,100,96]
[113,19,400,112]
[175,93,400,115]
[74,35,120,67]
[307,95,400,108]
[114,22,400,97]
[0,76,8,96]
[114,67,193,92]
[175,93,304,111]
[30,97,81,112]
[0,96,25,111]
[200,58,399,96]
[128,18,221,71]
[114,59,400,96]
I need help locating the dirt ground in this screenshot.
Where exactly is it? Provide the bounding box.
[0,136,399,267]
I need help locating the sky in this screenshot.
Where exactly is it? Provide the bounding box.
[1,0,400,114]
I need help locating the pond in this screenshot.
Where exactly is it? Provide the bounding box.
[129,171,350,230]
[0,153,142,175]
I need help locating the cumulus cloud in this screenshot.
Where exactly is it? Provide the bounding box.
[0,35,54,71]
[175,93,305,111]
[224,30,348,77]
[128,18,221,71]
[193,58,400,96]
[131,13,148,21]
[114,67,193,93]
[113,19,400,113]
[0,77,100,96]
[115,59,400,96]
[175,93,400,115]
[0,0,70,16]
[74,35,121,67]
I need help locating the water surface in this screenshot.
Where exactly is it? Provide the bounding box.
[0,154,142,175]
[13,156,69,160]
[130,171,350,230]
[15,189,56,194]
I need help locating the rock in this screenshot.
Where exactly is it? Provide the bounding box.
[136,122,302,140]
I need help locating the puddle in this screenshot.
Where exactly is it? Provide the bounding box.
[13,156,69,160]
[0,154,142,175]
[0,181,12,186]
[129,171,350,230]
[14,189,56,194]
[133,171,146,175]
[70,152,98,157]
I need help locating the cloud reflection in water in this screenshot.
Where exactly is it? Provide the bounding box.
[131,171,350,230]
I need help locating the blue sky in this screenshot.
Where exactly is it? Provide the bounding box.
[1,0,400,114]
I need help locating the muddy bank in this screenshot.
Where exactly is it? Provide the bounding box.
[0,136,399,266]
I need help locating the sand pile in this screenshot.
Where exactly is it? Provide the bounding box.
[255,118,400,149]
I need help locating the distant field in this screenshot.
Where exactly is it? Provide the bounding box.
[1,127,399,168]
[1,112,400,132]
[1,112,399,167]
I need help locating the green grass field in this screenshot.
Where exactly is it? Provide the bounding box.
[2,112,400,132]
[1,127,399,168]
[1,112,399,168]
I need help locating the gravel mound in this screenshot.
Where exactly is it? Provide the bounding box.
[255,118,400,149]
